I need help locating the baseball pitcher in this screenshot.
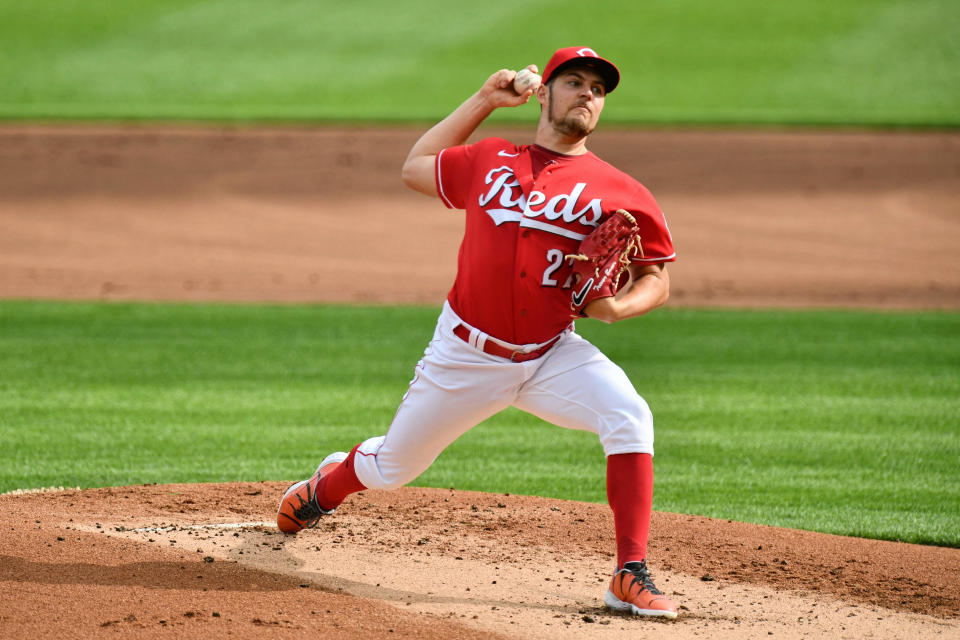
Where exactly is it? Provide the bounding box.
[278,46,679,618]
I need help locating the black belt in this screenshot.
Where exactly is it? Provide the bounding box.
[453,324,561,362]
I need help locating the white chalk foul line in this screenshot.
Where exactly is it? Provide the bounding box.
[121,521,275,533]
[1,486,80,496]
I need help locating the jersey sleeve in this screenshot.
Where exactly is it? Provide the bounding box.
[436,138,515,210]
[435,143,476,210]
[628,184,676,263]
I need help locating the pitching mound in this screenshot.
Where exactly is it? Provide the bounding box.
[1,483,958,639]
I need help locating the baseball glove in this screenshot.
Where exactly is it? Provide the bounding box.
[566,209,643,317]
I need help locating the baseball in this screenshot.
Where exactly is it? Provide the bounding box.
[513,68,541,94]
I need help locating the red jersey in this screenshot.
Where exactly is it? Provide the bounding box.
[436,137,675,344]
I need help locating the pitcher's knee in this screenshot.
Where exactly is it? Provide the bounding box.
[598,399,655,456]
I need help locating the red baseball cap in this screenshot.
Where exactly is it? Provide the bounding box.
[542,46,620,93]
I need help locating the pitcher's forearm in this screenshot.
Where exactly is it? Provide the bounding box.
[585,265,670,323]
[401,68,533,196]
[400,93,495,194]
[406,93,496,161]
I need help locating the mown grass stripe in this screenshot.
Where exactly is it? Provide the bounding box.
[1,301,957,545]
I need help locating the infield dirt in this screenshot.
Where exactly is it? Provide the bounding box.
[1,125,958,639]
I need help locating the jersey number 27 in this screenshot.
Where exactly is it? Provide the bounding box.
[542,249,575,289]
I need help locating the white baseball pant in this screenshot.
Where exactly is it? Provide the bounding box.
[352,301,654,491]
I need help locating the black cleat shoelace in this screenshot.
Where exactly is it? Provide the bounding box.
[621,560,664,595]
[280,480,326,530]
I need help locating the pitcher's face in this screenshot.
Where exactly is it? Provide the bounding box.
[542,67,607,138]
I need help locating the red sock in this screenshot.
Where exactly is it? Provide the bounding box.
[316,444,367,511]
[606,452,654,569]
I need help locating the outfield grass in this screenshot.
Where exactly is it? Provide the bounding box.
[1,300,957,546]
[0,0,957,125]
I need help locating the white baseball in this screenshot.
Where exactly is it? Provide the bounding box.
[513,68,542,94]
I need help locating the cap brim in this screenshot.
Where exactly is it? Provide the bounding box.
[549,58,620,93]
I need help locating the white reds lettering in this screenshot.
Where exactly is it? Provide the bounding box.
[478,165,602,236]
[523,182,602,226]
[479,166,525,210]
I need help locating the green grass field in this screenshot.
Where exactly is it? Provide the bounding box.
[1,301,957,547]
[1,0,957,125]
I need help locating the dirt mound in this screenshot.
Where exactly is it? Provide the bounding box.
[1,483,957,639]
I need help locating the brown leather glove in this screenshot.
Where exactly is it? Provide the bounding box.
[566,209,643,318]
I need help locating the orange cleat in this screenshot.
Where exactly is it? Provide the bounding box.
[276,452,348,533]
[604,560,678,618]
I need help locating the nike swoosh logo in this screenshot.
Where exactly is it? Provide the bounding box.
[498,150,520,157]
[571,278,594,307]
